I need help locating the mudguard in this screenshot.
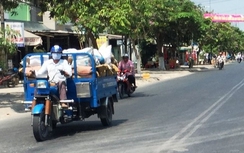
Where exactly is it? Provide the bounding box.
[98,97,114,118]
[32,104,44,115]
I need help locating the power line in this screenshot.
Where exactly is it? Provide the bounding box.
[194,0,233,4]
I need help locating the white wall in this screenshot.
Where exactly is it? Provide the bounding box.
[42,11,56,30]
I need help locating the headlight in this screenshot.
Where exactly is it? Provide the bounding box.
[36,81,48,88]
[117,75,125,80]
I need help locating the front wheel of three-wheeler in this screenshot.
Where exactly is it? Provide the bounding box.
[100,100,112,126]
[33,112,49,142]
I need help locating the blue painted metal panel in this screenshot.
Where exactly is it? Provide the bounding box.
[32,104,44,114]
[96,76,117,99]
[50,86,58,97]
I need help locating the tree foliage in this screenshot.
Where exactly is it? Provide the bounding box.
[0,26,19,54]
[33,0,244,61]
[1,0,19,11]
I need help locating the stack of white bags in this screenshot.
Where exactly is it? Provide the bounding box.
[22,44,112,69]
[63,44,112,67]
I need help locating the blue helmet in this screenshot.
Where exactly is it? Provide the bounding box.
[50,45,62,53]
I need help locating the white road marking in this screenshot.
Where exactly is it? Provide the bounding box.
[156,78,244,153]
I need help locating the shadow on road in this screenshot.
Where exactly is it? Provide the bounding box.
[50,119,128,140]
[132,92,157,98]
[0,93,25,113]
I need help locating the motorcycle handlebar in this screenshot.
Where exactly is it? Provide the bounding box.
[119,70,129,73]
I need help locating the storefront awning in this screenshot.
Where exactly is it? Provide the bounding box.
[24,30,43,46]
[24,22,52,32]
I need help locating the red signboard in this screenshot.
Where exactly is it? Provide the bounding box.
[204,13,244,22]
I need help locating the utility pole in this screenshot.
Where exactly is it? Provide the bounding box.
[209,0,211,12]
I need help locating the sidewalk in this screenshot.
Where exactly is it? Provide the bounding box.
[0,84,24,93]
[135,62,231,87]
[0,84,25,120]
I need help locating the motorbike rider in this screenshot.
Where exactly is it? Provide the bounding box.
[217,52,225,67]
[31,45,72,107]
[236,52,242,62]
[118,54,137,92]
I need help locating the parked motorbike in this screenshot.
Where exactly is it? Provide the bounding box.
[0,68,19,87]
[188,57,194,68]
[117,70,136,99]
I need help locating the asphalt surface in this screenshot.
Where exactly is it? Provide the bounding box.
[1,62,244,153]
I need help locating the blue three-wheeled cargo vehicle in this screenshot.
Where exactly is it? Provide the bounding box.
[22,52,118,141]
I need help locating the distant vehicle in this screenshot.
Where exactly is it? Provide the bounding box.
[117,70,136,99]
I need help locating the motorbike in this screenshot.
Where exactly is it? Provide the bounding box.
[117,70,136,99]
[0,68,19,87]
[237,58,242,63]
[188,58,194,68]
[218,58,224,70]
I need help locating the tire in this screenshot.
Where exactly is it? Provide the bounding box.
[127,90,131,97]
[33,111,49,142]
[15,76,19,85]
[100,99,112,126]
[7,77,16,88]
[219,63,223,70]
[118,83,124,99]
[52,120,57,129]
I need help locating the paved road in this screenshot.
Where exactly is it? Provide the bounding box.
[1,62,244,153]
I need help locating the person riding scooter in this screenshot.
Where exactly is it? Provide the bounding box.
[118,54,137,92]
[217,52,225,69]
[29,45,72,107]
[236,53,242,63]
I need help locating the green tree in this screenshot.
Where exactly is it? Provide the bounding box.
[145,0,207,69]
[0,27,20,69]
[38,0,150,72]
[200,22,244,56]
[0,1,19,11]
[39,0,114,49]
[0,0,28,69]
[107,0,153,73]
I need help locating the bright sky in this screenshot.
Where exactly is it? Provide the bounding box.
[192,0,244,30]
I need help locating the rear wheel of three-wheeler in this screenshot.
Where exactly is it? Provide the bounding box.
[33,111,49,142]
[100,99,112,126]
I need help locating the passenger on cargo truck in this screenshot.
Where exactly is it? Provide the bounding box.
[31,45,72,107]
